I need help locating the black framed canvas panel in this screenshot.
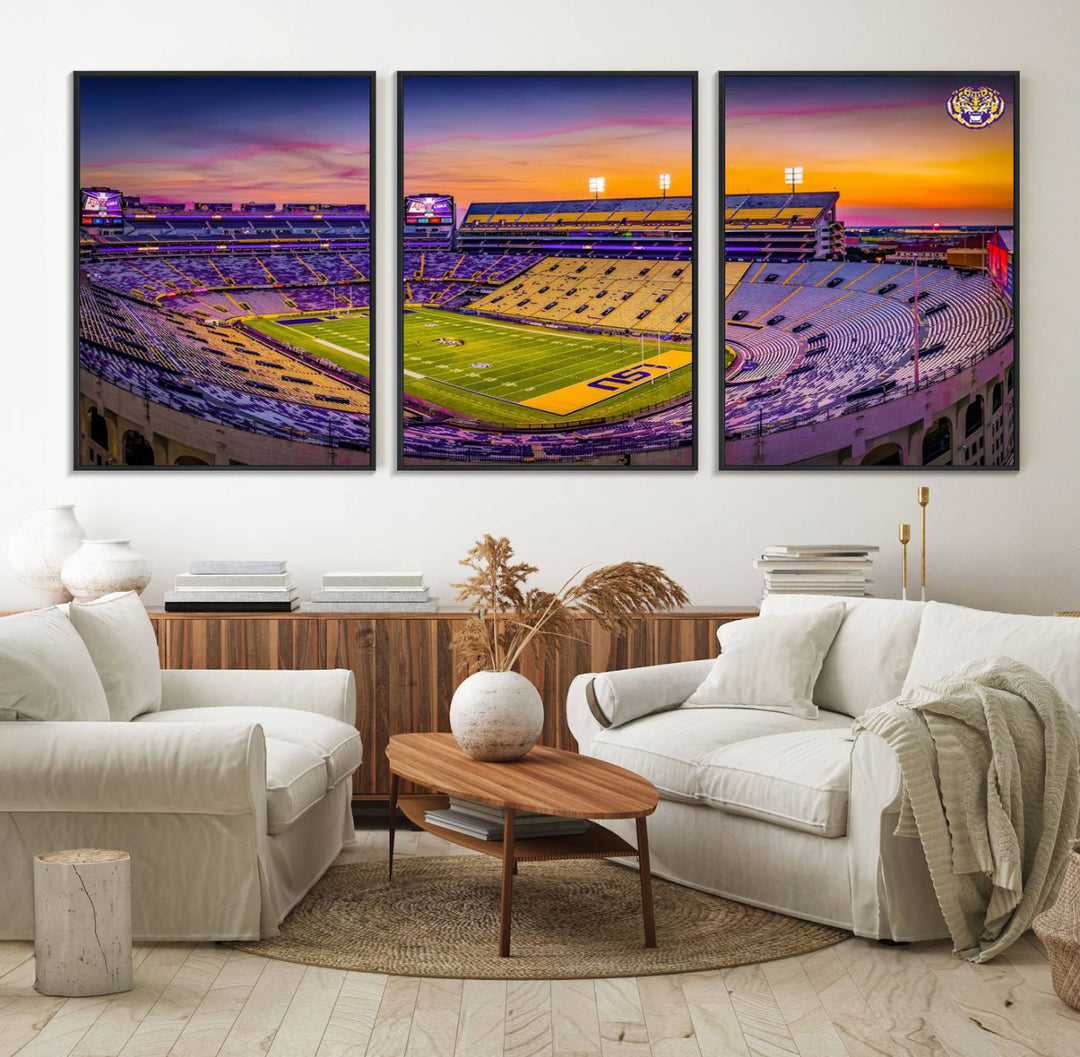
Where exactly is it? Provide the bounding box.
[398,71,697,470]
[75,72,376,470]
[721,72,1018,470]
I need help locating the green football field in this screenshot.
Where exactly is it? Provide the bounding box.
[399,307,692,426]
[245,313,370,380]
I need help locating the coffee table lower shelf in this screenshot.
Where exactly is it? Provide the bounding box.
[398,795,638,861]
[390,793,656,957]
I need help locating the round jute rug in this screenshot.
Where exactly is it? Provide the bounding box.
[232,856,848,979]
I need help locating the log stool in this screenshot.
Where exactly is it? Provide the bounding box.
[1034,848,1080,1010]
[34,849,132,997]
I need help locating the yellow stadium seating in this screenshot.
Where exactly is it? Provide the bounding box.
[467,256,692,336]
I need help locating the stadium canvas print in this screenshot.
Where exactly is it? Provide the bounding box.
[76,73,375,469]
[722,72,1017,469]
[399,72,696,468]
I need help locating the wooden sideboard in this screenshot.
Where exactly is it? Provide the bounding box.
[141,607,756,799]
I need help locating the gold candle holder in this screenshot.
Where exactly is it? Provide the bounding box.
[917,486,930,602]
[898,523,911,601]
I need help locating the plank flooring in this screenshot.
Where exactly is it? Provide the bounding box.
[2,826,1078,1057]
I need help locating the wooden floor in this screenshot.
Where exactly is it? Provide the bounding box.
[2,826,1078,1057]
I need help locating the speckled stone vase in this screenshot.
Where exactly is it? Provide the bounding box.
[449,671,544,762]
[5,505,87,605]
[60,539,151,603]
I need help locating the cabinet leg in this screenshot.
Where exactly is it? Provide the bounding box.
[499,808,515,957]
[636,815,657,948]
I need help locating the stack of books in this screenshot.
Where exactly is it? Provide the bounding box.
[424,797,588,841]
[164,560,298,612]
[299,571,437,613]
[753,545,878,598]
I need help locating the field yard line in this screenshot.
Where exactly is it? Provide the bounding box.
[403,368,425,379]
[312,336,369,362]
[416,309,677,349]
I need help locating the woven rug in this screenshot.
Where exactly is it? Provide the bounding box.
[232,856,848,979]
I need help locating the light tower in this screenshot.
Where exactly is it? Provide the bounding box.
[589,176,605,200]
[659,172,671,198]
[784,166,804,195]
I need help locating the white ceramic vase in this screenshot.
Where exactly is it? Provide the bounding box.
[6,505,88,605]
[449,670,544,762]
[61,540,152,603]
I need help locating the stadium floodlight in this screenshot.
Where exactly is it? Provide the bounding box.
[659,172,671,197]
[784,166,804,193]
[589,176,606,199]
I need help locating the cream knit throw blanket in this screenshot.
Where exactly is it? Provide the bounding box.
[856,656,1080,962]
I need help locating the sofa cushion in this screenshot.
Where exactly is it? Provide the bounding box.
[685,606,844,718]
[903,602,1080,711]
[136,705,362,788]
[698,729,854,837]
[68,592,162,721]
[265,739,328,834]
[589,705,852,804]
[760,594,925,717]
[0,608,110,722]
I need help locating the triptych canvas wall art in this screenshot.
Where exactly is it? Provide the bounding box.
[73,70,1017,472]
[722,72,1017,470]
[75,72,375,470]
[398,72,697,469]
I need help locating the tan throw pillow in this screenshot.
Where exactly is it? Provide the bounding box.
[684,605,846,719]
[0,607,110,721]
[68,591,162,722]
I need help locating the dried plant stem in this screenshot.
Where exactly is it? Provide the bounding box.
[452,536,687,674]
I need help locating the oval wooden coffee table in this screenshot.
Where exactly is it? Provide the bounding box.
[386,732,659,958]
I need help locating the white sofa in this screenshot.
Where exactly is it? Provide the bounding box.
[568,596,1080,941]
[0,595,362,942]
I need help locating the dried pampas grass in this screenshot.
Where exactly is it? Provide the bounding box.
[453,534,688,673]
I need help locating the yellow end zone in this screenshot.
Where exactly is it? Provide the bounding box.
[520,348,693,415]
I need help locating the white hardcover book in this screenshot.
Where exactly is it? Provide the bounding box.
[298,600,438,613]
[189,560,288,575]
[175,573,293,589]
[309,588,430,603]
[762,545,879,557]
[322,571,425,588]
[165,588,299,603]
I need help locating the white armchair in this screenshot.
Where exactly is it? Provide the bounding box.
[0,599,362,942]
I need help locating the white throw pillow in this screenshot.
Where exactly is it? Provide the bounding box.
[760,594,925,717]
[684,605,845,719]
[0,608,110,721]
[68,592,162,722]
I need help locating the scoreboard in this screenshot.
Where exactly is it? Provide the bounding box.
[80,187,124,230]
[405,195,454,228]
[403,194,455,245]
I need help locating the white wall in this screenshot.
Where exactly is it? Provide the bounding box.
[3,0,1078,615]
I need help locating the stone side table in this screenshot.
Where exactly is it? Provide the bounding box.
[34,849,133,997]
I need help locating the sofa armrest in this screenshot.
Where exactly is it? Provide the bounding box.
[567,659,714,749]
[160,668,356,725]
[847,728,945,940]
[0,721,265,816]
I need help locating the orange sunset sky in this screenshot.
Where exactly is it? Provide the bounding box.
[725,75,1015,226]
[403,75,694,215]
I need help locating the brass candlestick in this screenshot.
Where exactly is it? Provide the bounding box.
[917,486,930,601]
[898,523,911,601]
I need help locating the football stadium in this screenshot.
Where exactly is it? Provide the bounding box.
[400,197,693,464]
[399,74,695,467]
[77,74,372,469]
[723,75,1016,468]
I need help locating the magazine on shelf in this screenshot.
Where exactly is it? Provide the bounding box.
[424,808,588,841]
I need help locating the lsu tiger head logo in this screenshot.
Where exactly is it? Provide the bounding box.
[946,86,1006,130]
